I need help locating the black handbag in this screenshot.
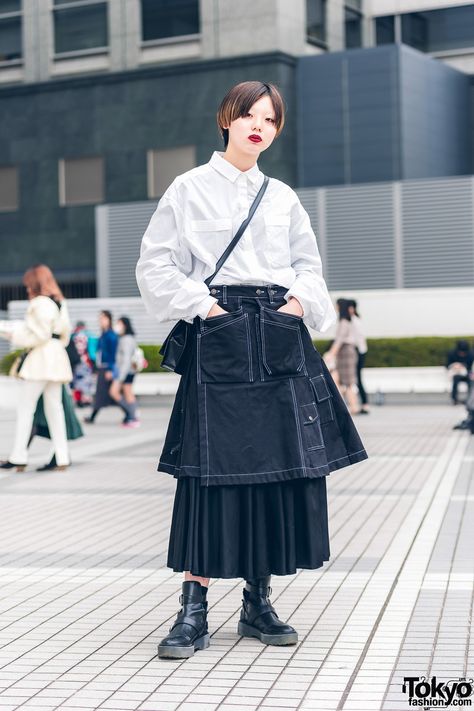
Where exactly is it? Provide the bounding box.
[159,175,270,374]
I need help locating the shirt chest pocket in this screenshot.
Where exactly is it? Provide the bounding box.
[190,218,232,259]
[263,214,291,267]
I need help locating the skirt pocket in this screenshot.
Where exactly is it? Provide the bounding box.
[310,374,335,424]
[259,306,305,377]
[300,401,325,451]
[197,309,253,383]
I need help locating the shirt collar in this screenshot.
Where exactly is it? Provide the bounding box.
[209,150,261,184]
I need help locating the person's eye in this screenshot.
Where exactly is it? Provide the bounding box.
[266,118,275,123]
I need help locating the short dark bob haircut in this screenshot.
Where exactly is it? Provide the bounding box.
[216,81,285,148]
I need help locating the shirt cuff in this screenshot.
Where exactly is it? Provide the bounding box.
[195,295,219,320]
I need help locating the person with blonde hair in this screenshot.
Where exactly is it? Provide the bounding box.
[137,80,367,659]
[0,264,72,472]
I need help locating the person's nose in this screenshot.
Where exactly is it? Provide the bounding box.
[252,116,263,132]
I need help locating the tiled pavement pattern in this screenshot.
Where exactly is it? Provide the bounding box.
[0,399,472,711]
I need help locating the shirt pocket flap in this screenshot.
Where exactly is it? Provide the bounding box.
[191,218,232,232]
[310,374,331,402]
[264,214,290,227]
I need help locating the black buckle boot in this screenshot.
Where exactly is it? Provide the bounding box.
[157,580,210,659]
[0,460,26,472]
[237,575,298,646]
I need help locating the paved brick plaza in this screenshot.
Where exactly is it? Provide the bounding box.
[0,397,472,710]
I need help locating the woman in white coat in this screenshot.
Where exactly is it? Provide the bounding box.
[0,264,73,472]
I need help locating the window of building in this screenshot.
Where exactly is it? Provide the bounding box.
[0,165,18,211]
[147,146,196,198]
[59,157,104,206]
[141,0,199,44]
[375,15,395,45]
[0,0,22,64]
[401,12,427,52]
[345,6,362,49]
[306,0,327,47]
[53,0,108,56]
[376,5,474,53]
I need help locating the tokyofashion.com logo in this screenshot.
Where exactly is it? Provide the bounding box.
[402,676,474,706]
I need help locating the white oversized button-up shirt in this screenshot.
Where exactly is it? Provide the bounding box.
[136,150,336,332]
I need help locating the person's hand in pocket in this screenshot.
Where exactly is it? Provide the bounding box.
[206,304,229,318]
[277,296,304,317]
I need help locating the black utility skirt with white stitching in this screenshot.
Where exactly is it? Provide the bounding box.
[160,284,368,579]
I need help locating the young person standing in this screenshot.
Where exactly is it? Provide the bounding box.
[0,264,72,472]
[136,81,368,659]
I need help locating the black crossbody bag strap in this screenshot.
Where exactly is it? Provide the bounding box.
[204,174,269,287]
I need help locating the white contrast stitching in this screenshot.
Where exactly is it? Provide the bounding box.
[289,378,306,476]
[201,313,246,335]
[159,448,367,477]
[204,383,210,486]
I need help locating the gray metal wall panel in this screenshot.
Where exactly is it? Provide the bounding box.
[298,45,402,187]
[402,176,474,287]
[325,182,396,289]
[400,46,471,181]
[298,44,470,188]
[106,202,157,298]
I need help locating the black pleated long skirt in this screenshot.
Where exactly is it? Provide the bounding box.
[167,474,330,579]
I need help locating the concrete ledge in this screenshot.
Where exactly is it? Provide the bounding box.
[134,366,460,396]
[0,367,462,410]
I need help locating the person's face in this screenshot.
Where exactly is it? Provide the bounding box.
[115,320,125,335]
[99,313,110,330]
[224,95,278,157]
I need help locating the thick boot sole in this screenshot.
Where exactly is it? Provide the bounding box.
[157,632,210,659]
[237,621,298,646]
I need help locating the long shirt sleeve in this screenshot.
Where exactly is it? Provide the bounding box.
[283,196,336,333]
[136,194,218,324]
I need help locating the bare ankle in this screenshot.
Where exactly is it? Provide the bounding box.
[185,571,210,587]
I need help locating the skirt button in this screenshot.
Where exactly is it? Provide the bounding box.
[210,288,217,294]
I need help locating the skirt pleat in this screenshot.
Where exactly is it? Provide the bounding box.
[167,474,330,579]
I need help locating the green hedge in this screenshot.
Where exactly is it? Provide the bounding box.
[1,336,470,375]
[142,336,472,370]
[0,350,22,375]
